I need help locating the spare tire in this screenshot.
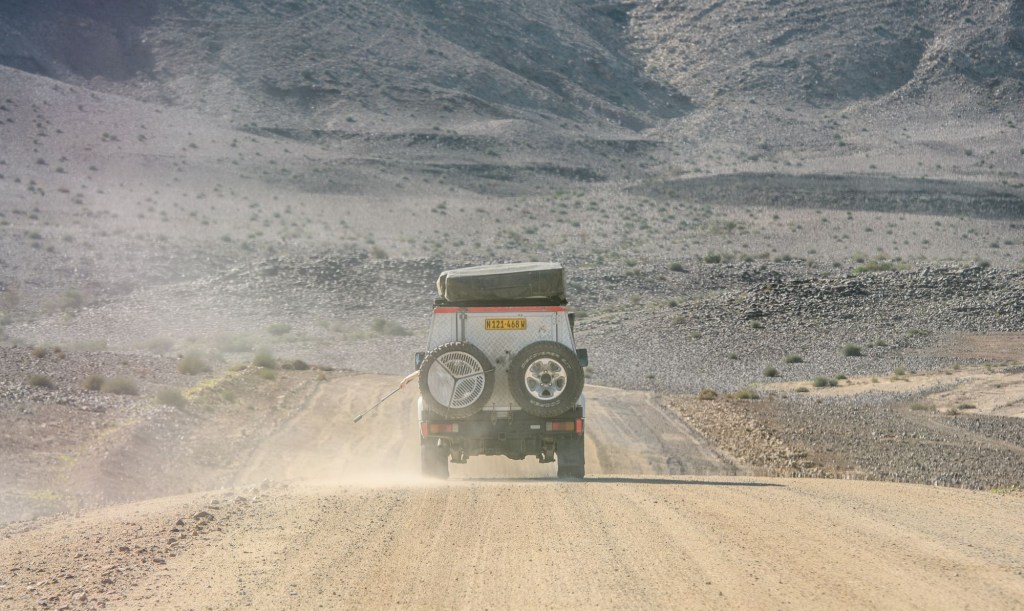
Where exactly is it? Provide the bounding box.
[508,341,584,417]
[419,342,494,419]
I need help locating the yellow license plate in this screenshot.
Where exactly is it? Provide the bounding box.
[484,318,526,331]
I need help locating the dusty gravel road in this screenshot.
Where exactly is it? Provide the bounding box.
[2,375,1023,609]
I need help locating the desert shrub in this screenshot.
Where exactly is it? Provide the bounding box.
[812,376,838,388]
[841,344,863,357]
[763,367,779,377]
[144,337,174,354]
[266,323,292,336]
[252,347,276,369]
[909,402,933,411]
[795,387,810,393]
[703,253,722,264]
[59,290,84,311]
[697,389,718,400]
[31,346,48,358]
[178,351,211,375]
[735,389,759,400]
[371,319,411,336]
[156,387,187,407]
[369,245,388,259]
[853,260,896,273]
[28,374,55,389]
[257,368,276,380]
[669,262,685,272]
[783,354,804,364]
[83,374,106,391]
[289,359,310,371]
[101,376,139,395]
[213,332,255,353]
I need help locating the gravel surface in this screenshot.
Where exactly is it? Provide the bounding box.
[580,263,1024,394]
[2,375,1023,610]
[671,394,1024,490]
[5,253,1024,499]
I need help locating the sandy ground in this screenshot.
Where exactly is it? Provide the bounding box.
[2,375,1022,609]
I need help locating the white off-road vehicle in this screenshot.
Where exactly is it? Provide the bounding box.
[416,262,588,479]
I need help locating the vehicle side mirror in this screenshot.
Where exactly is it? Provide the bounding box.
[568,312,576,331]
[414,352,426,369]
[576,348,588,367]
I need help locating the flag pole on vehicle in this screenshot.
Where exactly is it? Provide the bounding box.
[352,371,419,423]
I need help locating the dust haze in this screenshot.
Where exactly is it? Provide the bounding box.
[1,1,1024,608]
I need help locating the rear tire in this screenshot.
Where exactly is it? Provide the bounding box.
[421,442,450,479]
[556,436,585,479]
[508,341,584,417]
[419,342,495,420]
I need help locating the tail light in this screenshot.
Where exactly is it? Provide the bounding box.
[545,421,576,432]
[425,423,459,435]
[576,418,584,434]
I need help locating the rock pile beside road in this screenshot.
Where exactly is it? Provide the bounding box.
[671,394,1024,490]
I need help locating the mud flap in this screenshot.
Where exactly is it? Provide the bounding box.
[556,436,585,478]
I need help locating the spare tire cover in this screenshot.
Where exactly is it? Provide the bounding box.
[508,341,584,417]
[419,342,494,419]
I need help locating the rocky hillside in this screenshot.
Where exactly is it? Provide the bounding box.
[0,0,687,133]
[631,0,1024,108]
[3,1,1022,146]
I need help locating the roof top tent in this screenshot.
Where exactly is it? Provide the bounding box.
[435,262,566,307]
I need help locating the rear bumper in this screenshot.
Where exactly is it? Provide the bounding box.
[420,410,583,460]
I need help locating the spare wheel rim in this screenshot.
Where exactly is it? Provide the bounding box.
[524,357,567,401]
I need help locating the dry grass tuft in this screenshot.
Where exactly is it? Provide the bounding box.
[178,351,211,375]
[83,374,105,391]
[28,374,56,389]
[101,376,139,395]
